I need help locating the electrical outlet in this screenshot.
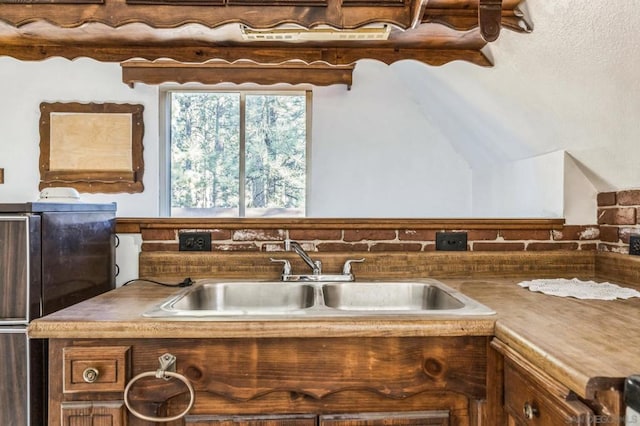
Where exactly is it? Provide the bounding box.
[630,235,640,256]
[179,232,212,251]
[435,231,468,251]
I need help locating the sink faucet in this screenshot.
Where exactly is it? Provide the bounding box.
[270,239,365,282]
[285,239,322,275]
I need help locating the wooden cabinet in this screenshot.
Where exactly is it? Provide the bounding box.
[184,414,316,425]
[47,336,489,425]
[503,361,593,425]
[319,411,449,425]
[60,401,127,426]
[184,411,448,426]
[491,339,623,426]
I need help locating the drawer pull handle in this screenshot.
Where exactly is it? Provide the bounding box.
[82,367,100,383]
[124,353,195,423]
[523,401,539,419]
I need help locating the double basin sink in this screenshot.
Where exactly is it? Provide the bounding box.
[143,279,495,319]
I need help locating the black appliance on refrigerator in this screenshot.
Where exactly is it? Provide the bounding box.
[0,202,116,426]
[627,375,640,425]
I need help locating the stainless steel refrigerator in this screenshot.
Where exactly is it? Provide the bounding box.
[0,202,116,425]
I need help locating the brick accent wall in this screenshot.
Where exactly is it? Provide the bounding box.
[138,224,599,253]
[121,189,640,255]
[598,189,640,253]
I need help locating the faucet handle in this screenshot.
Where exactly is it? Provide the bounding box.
[342,258,365,275]
[313,260,322,275]
[270,258,292,275]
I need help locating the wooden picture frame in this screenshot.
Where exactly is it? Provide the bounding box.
[39,102,144,193]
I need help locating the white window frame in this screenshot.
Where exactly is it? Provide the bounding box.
[159,88,312,217]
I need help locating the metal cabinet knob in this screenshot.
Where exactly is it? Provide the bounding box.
[82,367,100,383]
[523,401,539,419]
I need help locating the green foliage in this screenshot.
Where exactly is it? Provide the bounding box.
[170,92,306,216]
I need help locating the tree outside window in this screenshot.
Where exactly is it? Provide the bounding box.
[169,91,308,217]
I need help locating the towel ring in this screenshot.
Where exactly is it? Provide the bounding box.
[124,353,195,422]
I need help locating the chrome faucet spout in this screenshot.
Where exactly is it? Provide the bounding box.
[285,239,321,274]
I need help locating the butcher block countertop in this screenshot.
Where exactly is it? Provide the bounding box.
[28,276,640,400]
[456,279,640,399]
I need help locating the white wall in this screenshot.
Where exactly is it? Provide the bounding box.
[0,57,473,218]
[472,151,565,219]
[2,0,639,221]
[471,150,598,224]
[392,1,640,193]
[0,58,160,217]
[310,60,472,217]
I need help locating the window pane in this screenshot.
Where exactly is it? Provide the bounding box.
[170,93,240,217]
[244,94,306,217]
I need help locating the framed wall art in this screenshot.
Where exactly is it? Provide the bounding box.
[39,102,144,193]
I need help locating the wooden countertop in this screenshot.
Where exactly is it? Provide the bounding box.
[454,278,640,400]
[28,277,640,400]
[27,280,497,339]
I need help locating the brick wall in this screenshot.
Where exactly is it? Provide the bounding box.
[598,189,640,253]
[122,190,640,255]
[139,224,600,253]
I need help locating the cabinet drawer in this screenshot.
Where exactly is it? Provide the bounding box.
[504,361,593,426]
[63,346,130,393]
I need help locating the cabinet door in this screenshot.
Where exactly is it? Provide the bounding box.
[60,401,126,426]
[319,411,449,425]
[185,414,316,426]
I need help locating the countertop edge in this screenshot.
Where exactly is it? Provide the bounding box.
[28,318,497,339]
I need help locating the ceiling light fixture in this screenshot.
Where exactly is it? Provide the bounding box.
[240,24,390,42]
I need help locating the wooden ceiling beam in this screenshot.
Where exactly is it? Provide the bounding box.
[0,0,529,66]
[0,0,414,29]
[0,43,493,67]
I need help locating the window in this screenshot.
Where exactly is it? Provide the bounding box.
[162,90,310,217]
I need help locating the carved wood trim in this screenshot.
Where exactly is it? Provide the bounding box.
[0,44,494,67]
[0,0,414,29]
[0,0,530,66]
[121,60,355,88]
[104,337,489,401]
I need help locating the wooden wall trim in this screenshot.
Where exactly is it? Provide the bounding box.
[121,60,355,89]
[595,252,640,287]
[138,250,595,280]
[116,217,566,233]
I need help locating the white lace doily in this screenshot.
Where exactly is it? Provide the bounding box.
[518,278,640,300]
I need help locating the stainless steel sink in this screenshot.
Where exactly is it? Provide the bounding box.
[322,282,465,311]
[143,279,495,318]
[155,282,316,316]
